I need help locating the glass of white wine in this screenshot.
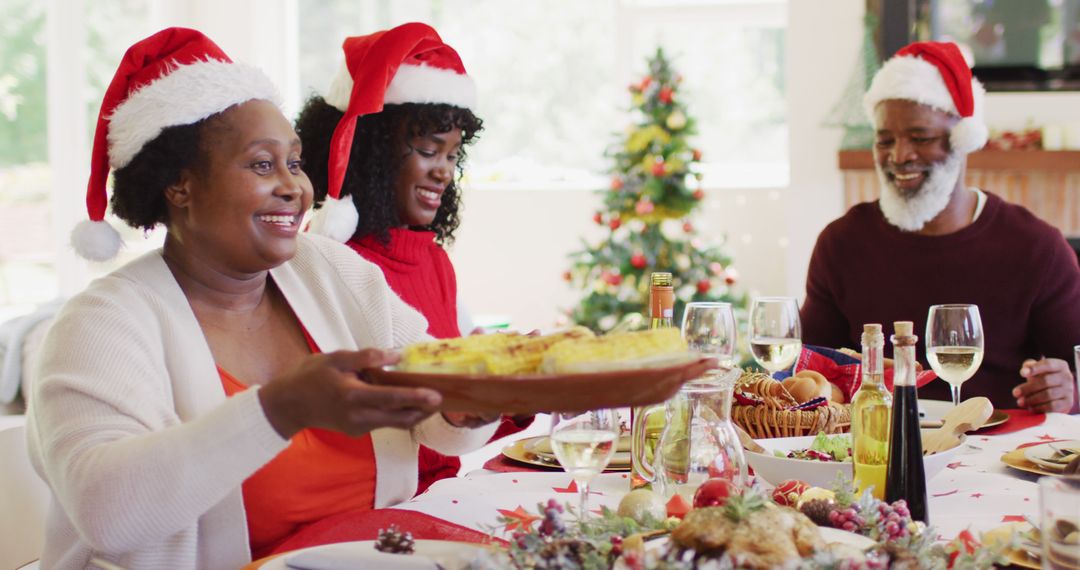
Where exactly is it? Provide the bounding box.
[749,297,802,377]
[549,409,619,518]
[681,302,737,370]
[926,304,984,407]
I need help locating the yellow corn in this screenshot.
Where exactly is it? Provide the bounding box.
[398,326,595,374]
[539,328,688,374]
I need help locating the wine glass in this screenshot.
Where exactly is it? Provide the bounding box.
[549,409,620,518]
[925,304,984,406]
[749,297,802,376]
[681,302,737,370]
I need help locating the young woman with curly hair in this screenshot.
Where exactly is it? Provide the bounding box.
[298,23,532,493]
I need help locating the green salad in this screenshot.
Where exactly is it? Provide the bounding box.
[774,432,852,462]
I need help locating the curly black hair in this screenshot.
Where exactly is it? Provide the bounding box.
[294,96,483,245]
[110,122,203,231]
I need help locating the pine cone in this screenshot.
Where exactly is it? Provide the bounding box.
[799,498,837,527]
[375,525,416,554]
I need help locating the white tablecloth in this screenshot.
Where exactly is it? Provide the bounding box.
[398,413,1079,541]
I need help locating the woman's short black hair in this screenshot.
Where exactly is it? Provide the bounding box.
[294,96,483,245]
[110,122,203,232]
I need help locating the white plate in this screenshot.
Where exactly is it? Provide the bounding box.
[745,431,964,488]
[1023,440,1080,472]
[259,540,487,570]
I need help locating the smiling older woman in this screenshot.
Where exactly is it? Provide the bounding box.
[25,28,495,569]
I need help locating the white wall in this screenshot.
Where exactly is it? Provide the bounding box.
[448,185,789,332]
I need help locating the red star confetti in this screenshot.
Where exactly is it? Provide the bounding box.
[1038,434,1057,441]
[497,505,541,531]
[932,489,959,497]
[970,493,984,499]
[1001,515,1027,523]
[553,480,601,495]
[946,461,969,470]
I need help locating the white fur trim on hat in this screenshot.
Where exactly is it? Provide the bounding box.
[71,219,123,261]
[107,59,281,170]
[324,62,477,113]
[863,56,987,154]
[308,195,360,242]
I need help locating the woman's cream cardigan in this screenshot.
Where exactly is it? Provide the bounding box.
[26,234,496,569]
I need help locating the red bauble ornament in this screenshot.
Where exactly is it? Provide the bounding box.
[692,148,703,161]
[692,189,706,201]
[562,271,572,282]
[651,162,666,177]
[682,221,693,233]
[593,212,603,225]
[692,478,738,509]
[724,268,738,285]
[696,279,711,294]
[611,177,624,190]
[605,273,623,286]
[658,86,674,104]
[771,479,810,507]
[639,76,653,91]
[609,218,621,230]
[630,252,647,269]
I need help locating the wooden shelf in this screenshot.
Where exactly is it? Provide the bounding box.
[838,149,1080,172]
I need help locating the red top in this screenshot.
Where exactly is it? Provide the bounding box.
[801,192,1080,412]
[219,330,376,560]
[349,228,461,340]
[348,228,532,492]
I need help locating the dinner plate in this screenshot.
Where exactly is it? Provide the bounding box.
[1001,447,1062,477]
[983,522,1041,570]
[502,435,631,471]
[254,539,488,570]
[364,355,713,414]
[918,399,1009,430]
[1023,440,1080,472]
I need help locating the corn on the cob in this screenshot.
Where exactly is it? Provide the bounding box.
[400,332,524,373]
[399,326,595,374]
[539,328,689,373]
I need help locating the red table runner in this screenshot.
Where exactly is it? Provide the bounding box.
[979,408,1046,436]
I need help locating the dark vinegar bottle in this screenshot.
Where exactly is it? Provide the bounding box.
[885,321,928,523]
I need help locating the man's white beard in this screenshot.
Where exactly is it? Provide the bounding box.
[876,152,963,232]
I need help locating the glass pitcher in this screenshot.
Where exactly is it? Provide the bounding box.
[632,369,747,500]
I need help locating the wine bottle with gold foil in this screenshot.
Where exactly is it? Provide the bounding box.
[886,321,928,523]
[630,272,674,489]
[851,323,891,499]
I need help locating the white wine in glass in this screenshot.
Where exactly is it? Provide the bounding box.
[549,409,619,518]
[749,297,802,376]
[925,304,984,406]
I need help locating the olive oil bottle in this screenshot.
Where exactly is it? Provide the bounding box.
[630,272,673,489]
[851,323,891,499]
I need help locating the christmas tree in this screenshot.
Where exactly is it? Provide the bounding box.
[566,48,746,333]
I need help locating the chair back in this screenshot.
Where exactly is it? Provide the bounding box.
[0,416,49,570]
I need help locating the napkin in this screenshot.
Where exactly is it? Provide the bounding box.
[285,543,438,570]
[775,345,937,401]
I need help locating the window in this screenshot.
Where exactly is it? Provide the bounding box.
[296,0,788,189]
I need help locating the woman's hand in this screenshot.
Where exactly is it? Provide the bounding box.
[1013,357,1077,414]
[259,349,443,438]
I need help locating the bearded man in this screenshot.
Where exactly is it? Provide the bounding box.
[800,41,1080,414]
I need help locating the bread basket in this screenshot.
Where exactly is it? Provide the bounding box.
[731,372,850,438]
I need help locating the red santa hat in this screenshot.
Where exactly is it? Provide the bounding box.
[308,22,477,242]
[74,27,280,261]
[863,41,988,155]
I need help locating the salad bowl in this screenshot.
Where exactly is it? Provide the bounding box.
[746,431,965,489]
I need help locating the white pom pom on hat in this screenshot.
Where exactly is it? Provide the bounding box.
[312,22,477,242]
[863,41,988,155]
[76,27,280,261]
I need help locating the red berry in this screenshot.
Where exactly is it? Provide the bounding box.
[592,212,603,225]
[692,478,738,509]
[630,252,647,269]
[696,279,711,294]
[611,177,624,190]
[651,161,666,177]
[609,218,621,230]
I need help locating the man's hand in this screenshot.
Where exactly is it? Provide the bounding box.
[1013,357,1077,414]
